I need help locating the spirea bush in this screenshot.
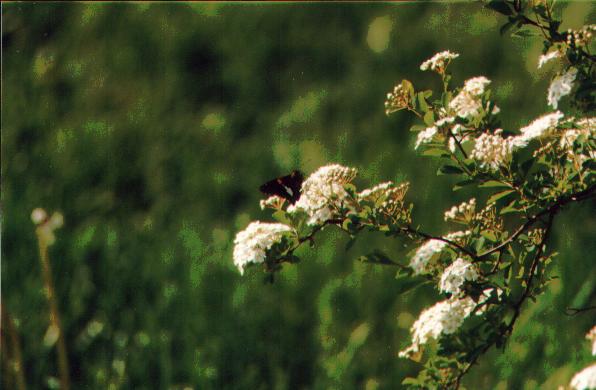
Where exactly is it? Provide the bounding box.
[233,2,595,388]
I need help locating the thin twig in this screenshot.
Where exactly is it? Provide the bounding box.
[37,235,70,390]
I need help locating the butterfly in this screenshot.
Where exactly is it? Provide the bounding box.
[259,170,304,204]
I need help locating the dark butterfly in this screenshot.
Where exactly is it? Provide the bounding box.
[259,170,304,204]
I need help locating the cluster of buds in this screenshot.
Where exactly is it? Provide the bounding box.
[419,50,459,74]
[444,198,476,223]
[526,228,545,246]
[473,203,503,232]
[566,25,595,47]
[359,181,411,223]
[385,83,410,115]
[532,140,556,158]
[31,208,64,246]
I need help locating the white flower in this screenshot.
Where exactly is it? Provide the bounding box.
[358,181,409,214]
[448,124,469,153]
[577,117,596,131]
[233,221,295,275]
[463,76,491,96]
[439,258,480,295]
[399,297,476,358]
[548,67,578,109]
[448,137,457,153]
[587,326,596,356]
[570,364,596,390]
[519,111,564,142]
[444,230,472,242]
[420,50,459,72]
[471,131,522,171]
[538,50,562,69]
[31,208,48,225]
[435,116,455,127]
[259,195,285,210]
[448,76,491,119]
[410,239,447,275]
[560,125,595,150]
[358,181,393,200]
[449,90,482,119]
[444,198,476,222]
[288,164,357,226]
[415,126,438,149]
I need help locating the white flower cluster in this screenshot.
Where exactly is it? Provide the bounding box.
[288,164,357,226]
[571,364,596,390]
[399,296,476,358]
[444,230,472,242]
[435,116,455,127]
[259,195,284,210]
[420,50,459,72]
[385,83,410,115]
[538,49,562,69]
[471,130,524,171]
[566,25,595,47]
[463,76,491,96]
[358,181,394,200]
[450,92,482,119]
[409,239,447,275]
[415,126,438,149]
[233,221,295,275]
[358,181,410,216]
[548,67,577,109]
[449,77,490,119]
[444,198,476,222]
[519,111,564,142]
[439,258,480,295]
[358,181,406,203]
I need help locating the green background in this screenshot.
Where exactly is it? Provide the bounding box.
[2,2,595,389]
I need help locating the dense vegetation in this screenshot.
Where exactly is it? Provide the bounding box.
[2,2,594,389]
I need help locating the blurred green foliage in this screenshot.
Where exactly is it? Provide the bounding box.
[2,2,595,389]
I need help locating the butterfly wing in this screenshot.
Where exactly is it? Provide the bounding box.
[259,170,304,204]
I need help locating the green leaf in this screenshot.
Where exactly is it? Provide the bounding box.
[453,179,476,191]
[479,180,511,188]
[359,250,398,266]
[272,210,291,225]
[486,0,514,16]
[499,20,516,36]
[520,158,534,176]
[423,111,435,126]
[500,199,522,215]
[422,148,450,157]
[511,29,536,38]
[280,254,301,264]
[487,189,516,204]
[402,79,415,100]
[480,230,498,242]
[394,275,429,295]
[410,124,426,133]
[438,164,464,175]
[417,92,430,113]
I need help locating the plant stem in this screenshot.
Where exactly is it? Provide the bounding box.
[36,234,70,390]
[1,305,27,390]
